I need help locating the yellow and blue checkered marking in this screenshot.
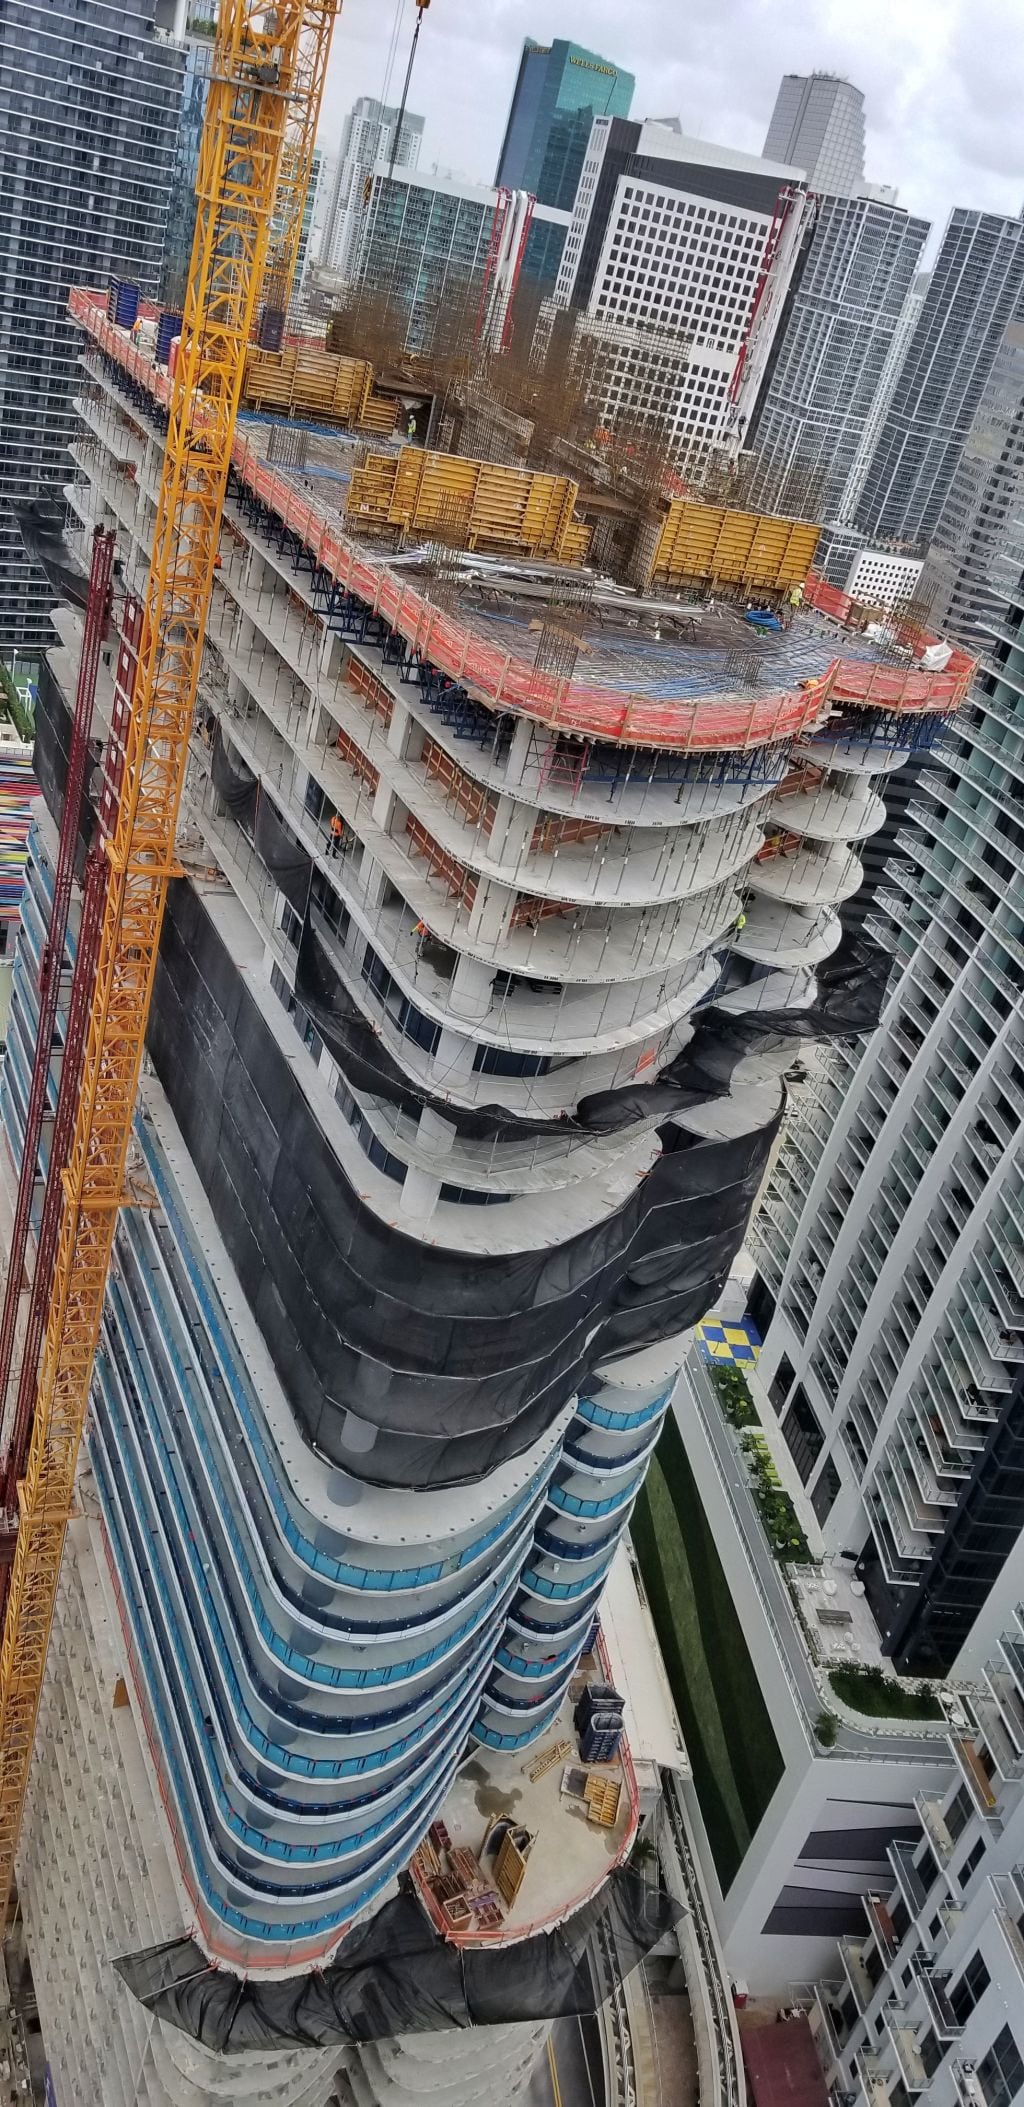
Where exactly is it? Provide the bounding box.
[695,1316,762,1364]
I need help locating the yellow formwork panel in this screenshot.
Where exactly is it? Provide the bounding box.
[241,345,384,429]
[649,501,820,593]
[346,446,592,563]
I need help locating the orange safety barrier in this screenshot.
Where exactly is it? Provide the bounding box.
[71,290,976,750]
[804,570,976,712]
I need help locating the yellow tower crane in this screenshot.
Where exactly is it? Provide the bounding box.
[263,1,338,320]
[0,0,342,1918]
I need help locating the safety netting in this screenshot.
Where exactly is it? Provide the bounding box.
[115,1866,681,2051]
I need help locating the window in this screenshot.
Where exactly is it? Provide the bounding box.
[473,1044,552,1078]
[946,1784,972,1842]
[781,1386,824,1483]
[918,2031,941,2081]
[958,1836,986,1890]
[978,2028,1024,2107]
[950,1951,990,2025]
[438,1183,512,1207]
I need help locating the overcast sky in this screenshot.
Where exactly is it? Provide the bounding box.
[321,0,1023,249]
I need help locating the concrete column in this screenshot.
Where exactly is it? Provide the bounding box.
[320,629,344,681]
[359,852,390,909]
[399,1167,441,1220]
[505,714,539,788]
[487,795,535,871]
[385,697,419,761]
[418,1108,458,1159]
[446,952,494,1023]
[371,779,396,833]
[431,1026,479,1083]
[465,878,510,948]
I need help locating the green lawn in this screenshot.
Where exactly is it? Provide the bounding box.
[631,1412,784,1892]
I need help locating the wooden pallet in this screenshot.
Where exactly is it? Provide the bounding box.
[584,1774,622,1828]
[525,1737,573,1783]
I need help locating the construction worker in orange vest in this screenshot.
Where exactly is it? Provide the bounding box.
[328,812,344,857]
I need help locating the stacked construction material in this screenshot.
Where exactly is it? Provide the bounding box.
[346,445,592,563]
[242,344,398,432]
[574,1681,624,1765]
[107,280,140,330]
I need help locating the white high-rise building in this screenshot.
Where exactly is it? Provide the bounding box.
[317,96,425,283]
[750,551,1024,1683]
[552,117,811,465]
[810,1608,1024,2107]
[746,194,929,524]
[763,73,866,198]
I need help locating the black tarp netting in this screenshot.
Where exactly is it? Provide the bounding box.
[146,875,783,1487]
[210,720,258,827]
[12,495,90,610]
[32,682,887,1490]
[296,911,714,1144]
[254,788,313,915]
[115,1867,682,2051]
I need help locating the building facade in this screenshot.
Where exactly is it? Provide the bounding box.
[350,165,569,354]
[496,37,634,211]
[746,194,929,524]
[0,0,186,656]
[637,1346,952,1995]
[7,276,966,2099]
[854,210,1024,550]
[552,118,810,465]
[495,37,635,290]
[751,552,1024,1678]
[762,74,866,197]
[920,322,1024,646]
[811,1611,1024,2107]
[316,97,425,282]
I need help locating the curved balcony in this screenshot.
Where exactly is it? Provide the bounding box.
[304,657,769,908]
[126,1136,558,1614]
[98,1435,490,1884]
[97,1352,516,1769]
[731,896,842,969]
[343,640,790,832]
[747,840,864,907]
[94,1413,498,1891]
[769,780,886,844]
[793,731,914,777]
[517,1554,615,1605]
[503,1596,598,1647]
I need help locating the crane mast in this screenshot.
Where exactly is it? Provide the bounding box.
[0,0,342,1918]
[262,1,337,324]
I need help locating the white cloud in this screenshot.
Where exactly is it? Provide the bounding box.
[321,0,1024,244]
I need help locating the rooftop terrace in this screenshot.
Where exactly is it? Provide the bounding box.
[70,289,975,752]
[408,1642,638,1947]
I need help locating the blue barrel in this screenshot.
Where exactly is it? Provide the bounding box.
[156,310,182,365]
[112,281,140,329]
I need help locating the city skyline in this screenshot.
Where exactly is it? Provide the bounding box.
[318,0,1021,244]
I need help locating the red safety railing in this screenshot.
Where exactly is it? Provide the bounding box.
[70,289,975,747]
[804,571,976,710]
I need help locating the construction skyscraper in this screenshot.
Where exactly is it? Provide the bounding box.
[0,215,972,2099]
[495,38,634,288]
